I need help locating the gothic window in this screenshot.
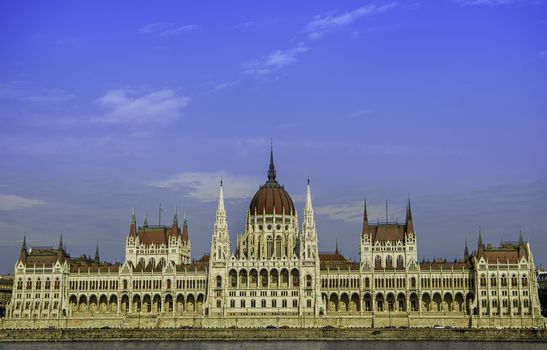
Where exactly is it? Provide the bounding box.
[501,275,507,287]
[45,279,50,289]
[123,280,128,290]
[521,275,528,287]
[272,300,277,308]
[411,277,416,289]
[282,299,287,307]
[276,236,281,258]
[230,300,235,308]
[365,278,370,288]
[490,275,497,287]
[261,299,266,307]
[17,280,22,290]
[26,280,32,290]
[397,255,404,267]
[251,299,256,308]
[240,300,245,308]
[480,275,486,287]
[511,274,517,287]
[294,299,298,307]
[306,275,312,288]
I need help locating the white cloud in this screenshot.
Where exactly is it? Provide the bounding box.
[0,194,46,211]
[94,89,190,126]
[138,23,199,37]
[304,3,397,40]
[315,201,404,223]
[146,171,259,202]
[242,44,309,78]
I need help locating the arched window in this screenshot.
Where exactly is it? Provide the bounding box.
[386,255,393,268]
[167,279,172,289]
[216,276,222,289]
[480,275,486,287]
[375,256,382,268]
[365,277,370,288]
[490,275,497,287]
[123,280,128,289]
[411,277,416,289]
[522,275,528,287]
[45,279,51,289]
[397,255,404,267]
[26,279,32,289]
[275,236,281,258]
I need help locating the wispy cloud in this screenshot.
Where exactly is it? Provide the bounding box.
[138,23,199,37]
[242,44,309,78]
[0,194,46,211]
[453,0,519,5]
[0,83,74,104]
[315,201,404,223]
[93,89,190,126]
[304,3,397,40]
[538,50,547,59]
[146,171,259,202]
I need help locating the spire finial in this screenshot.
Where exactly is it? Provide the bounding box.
[519,229,524,245]
[478,226,483,247]
[385,200,389,224]
[464,238,469,259]
[144,210,148,227]
[58,234,63,251]
[335,238,339,254]
[267,141,277,182]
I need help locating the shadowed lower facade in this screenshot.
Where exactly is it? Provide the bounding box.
[3,151,543,329]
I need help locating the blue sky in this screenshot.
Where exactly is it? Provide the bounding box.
[0,0,546,273]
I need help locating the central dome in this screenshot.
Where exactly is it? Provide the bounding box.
[249,148,295,216]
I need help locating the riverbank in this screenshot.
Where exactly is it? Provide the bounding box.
[0,328,545,342]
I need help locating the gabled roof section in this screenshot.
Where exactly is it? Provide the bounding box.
[319,252,359,270]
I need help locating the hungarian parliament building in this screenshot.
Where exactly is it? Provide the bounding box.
[4,151,543,329]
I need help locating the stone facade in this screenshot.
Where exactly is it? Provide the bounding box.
[3,152,543,329]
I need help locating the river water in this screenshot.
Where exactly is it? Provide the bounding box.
[0,341,545,350]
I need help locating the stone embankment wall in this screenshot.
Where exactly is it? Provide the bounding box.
[2,314,543,330]
[0,328,546,342]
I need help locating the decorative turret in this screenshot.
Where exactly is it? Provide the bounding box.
[18,235,27,265]
[302,179,318,260]
[211,180,230,261]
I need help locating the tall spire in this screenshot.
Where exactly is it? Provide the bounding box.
[129,207,137,238]
[478,227,484,249]
[94,244,100,263]
[519,229,524,245]
[19,235,27,264]
[58,234,63,251]
[173,205,178,225]
[362,196,369,236]
[267,142,277,183]
[182,212,189,241]
[218,180,225,212]
[464,238,469,259]
[144,210,148,227]
[335,239,339,254]
[406,197,414,233]
[304,178,313,212]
